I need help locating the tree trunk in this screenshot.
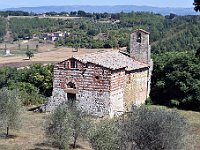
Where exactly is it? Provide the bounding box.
[6,126,9,136]
[73,136,78,149]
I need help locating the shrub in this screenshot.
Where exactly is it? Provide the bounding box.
[120,106,190,150]
[88,119,120,150]
[89,106,191,150]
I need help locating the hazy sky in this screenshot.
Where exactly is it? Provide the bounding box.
[0,0,194,9]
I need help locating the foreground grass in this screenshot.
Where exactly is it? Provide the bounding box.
[0,107,199,150]
[0,110,91,150]
[178,110,200,150]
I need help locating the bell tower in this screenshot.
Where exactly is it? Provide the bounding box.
[130,29,151,64]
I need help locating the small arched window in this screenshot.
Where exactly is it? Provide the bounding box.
[95,76,100,80]
[136,32,142,43]
[71,60,77,68]
[67,82,76,89]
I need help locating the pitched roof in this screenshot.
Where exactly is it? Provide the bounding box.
[134,29,149,34]
[73,51,149,71]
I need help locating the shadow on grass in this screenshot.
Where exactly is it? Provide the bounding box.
[34,142,84,150]
[35,142,50,147]
[23,58,31,60]
[29,148,50,150]
[0,133,18,139]
[33,142,57,149]
[69,144,83,149]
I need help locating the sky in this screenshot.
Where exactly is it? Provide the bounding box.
[0,0,194,9]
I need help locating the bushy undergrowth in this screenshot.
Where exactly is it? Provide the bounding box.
[0,64,53,105]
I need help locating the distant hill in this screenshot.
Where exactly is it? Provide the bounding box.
[3,5,199,16]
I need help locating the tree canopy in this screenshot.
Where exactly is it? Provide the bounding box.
[0,64,53,105]
[151,51,200,110]
[194,0,200,11]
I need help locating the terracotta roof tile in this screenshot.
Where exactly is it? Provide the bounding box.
[74,51,149,71]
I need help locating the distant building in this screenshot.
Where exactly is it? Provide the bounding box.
[45,29,153,117]
[94,33,108,41]
[40,31,65,41]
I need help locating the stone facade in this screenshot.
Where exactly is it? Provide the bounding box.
[130,29,151,64]
[45,29,153,117]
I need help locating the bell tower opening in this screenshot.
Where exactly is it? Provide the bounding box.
[136,32,142,43]
[130,29,150,64]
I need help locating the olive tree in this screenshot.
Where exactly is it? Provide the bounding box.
[88,119,120,150]
[0,88,23,136]
[89,106,191,150]
[120,106,190,150]
[45,104,71,150]
[25,49,34,60]
[69,104,91,149]
[45,102,91,149]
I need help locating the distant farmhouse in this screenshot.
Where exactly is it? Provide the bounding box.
[40,31,69,41]
[45,29,153,117]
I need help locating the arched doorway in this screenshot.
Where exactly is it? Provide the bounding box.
[66,82,76,105]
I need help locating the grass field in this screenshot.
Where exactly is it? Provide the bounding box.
[0,107,199,150]
[179,110,200,149]
[0,110,92,150]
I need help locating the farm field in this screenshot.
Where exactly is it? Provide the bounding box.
[0,108,199,150]
[0,45,113,68]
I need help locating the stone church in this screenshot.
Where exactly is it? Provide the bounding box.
[45,29,153,117]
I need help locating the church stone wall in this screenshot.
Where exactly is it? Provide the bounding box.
[109,69,126,116]
[45,88,66,111]
[54,60,111,92]
[76,90,110,117]
[124,68,149,110]
[47,59,114,116]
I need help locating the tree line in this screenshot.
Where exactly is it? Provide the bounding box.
[150,51,200,111]
[0,64,53,105]
[0,11,34,17]
[9,17,62,40]
[0,17,6,42]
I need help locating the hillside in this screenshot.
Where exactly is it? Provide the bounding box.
[1,12,200,54]
[3,5,199,16]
